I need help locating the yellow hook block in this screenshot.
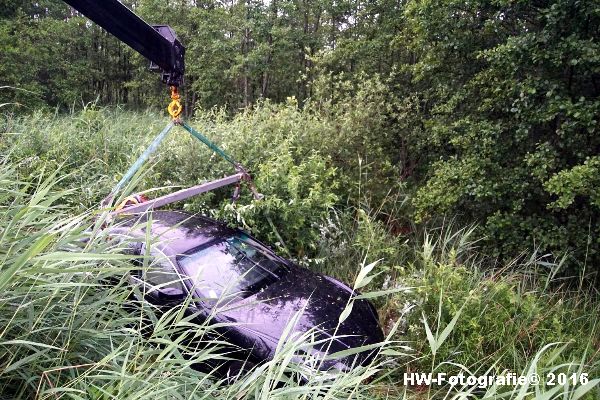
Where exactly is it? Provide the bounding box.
[167,86,183,120]
[168,99,183,119]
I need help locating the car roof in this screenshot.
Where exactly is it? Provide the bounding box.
[115,210,236,254]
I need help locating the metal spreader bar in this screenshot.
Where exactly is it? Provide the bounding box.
[110,173,244,216]
[102,118,262,218]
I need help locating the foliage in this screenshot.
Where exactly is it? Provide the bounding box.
[393,225,600,389]
[400,0,600,276]
[544,156,600,210]
[0,0,346,110]
[0,156,405,399]
[3,0,599,274]
[2,79,401,257]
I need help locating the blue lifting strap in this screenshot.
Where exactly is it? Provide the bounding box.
[102,120,262,211]
[101,121,174,206]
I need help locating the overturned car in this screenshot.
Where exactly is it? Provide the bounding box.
[108,210,385,378]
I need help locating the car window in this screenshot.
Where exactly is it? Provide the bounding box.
[140,247,187,293]
[177,235,286,303]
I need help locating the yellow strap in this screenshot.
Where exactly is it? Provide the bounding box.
[115,194,145,211]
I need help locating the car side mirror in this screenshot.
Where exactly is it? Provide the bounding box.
[155,287,186,302]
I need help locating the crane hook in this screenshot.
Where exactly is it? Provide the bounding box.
[167,86,183,123]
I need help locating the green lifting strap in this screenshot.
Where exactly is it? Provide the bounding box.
[182,122,239,167]
[182,122,263,200]
[102,120,259,209]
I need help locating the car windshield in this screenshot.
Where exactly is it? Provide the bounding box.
[177,234,287,303]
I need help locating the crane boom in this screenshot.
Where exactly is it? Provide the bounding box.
[63,0,185,87]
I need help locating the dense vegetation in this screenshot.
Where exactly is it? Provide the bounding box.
[1,106,598,398]
[2,0,599,276]
[1,0,599,398]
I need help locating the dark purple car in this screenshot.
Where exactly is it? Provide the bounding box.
[111,210,384,377]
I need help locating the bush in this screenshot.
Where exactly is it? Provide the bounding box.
[392,227,600,382]
[1,85,402,259]
[401,0,600,278]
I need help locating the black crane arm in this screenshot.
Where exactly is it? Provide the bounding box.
[63,0,185,87]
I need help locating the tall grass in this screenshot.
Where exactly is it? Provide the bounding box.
[0,157,403,399]
[1,108,599,399]
[391,224,600,399]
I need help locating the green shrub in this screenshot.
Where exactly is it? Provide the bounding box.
[402,0,600,278]
[1,89,402,259]
[394,228,600,380]
[219,150,340,257]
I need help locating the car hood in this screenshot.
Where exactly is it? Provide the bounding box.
[217,268,384,366]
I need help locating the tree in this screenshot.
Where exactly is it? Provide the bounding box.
[404,0,600,275]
